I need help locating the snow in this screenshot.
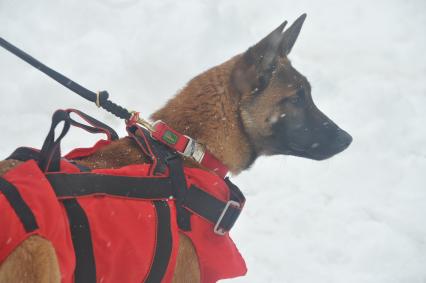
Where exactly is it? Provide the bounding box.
[1,0,425,282]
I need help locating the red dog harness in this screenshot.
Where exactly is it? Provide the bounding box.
[0,109,246,283]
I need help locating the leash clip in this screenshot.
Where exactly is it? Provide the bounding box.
[213,200,241,236]
[128,111,154,132]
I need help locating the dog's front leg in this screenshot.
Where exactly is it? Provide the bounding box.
[0,235,60,283]
[0,160,61,283]
[172,233,201,283]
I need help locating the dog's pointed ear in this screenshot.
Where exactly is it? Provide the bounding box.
[246,20,287,72]
[232,20,287,95]
[280,13,306,56]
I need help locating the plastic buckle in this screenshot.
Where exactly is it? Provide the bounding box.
[213,200,241,236]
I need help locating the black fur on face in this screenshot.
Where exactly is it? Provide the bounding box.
[234,14,352,161]
[267,68,352,160]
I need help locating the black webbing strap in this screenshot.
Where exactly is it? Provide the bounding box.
[69,161,92,172]
[7,147,92,172]
[0,37,131,120]
[39,128,99,283]
[62,198,97,283]
[144,201,173,283]
[57,164,97,282]
[0,178,39,232]
[38,109,119,172]
[38,110,71,172]
[46,173,174,199]
[67,109,119,141]
[127,125,168,175]
[225,177,246,204]
[183,183,244,233]
[7,147,41,162]
[167,156,192,231]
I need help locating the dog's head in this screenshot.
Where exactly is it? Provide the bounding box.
[232,14,352,160]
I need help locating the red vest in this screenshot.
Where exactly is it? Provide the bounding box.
[0,140,247,283]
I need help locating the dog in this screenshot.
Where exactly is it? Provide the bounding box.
[0,14,351,283]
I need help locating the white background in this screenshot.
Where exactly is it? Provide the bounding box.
[1,0,425,282]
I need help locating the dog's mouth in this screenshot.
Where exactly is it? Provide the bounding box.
[286,130,352,160]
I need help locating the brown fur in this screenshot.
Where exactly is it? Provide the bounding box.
[152,55,255,174]
[0,43,294,283]
[0,54,252,283]
[0,235,60,283]
[0,160,61,283]
[0,14,350,283]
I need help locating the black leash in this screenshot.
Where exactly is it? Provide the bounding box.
[0,37,131,120]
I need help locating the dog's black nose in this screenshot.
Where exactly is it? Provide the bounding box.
[335,129,352,150]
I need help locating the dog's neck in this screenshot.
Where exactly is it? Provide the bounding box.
[151,56,255,174]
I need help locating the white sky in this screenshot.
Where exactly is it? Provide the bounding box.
[1,0,425,282]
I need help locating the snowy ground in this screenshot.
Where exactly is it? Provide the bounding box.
[1,0,425,282]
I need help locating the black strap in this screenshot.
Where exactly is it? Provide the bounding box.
[67,109,119,141]
[68,161,92,172]
[7,147,41,162]
[183,185,243,233]
[144,201,173,283]
[0,37,131,120]
[127,125,166,175]
[62,199,97,283]
[225,177,246,204]
[46,173,173,199]
[167,156,192,231]
[38,109,119,173]
[38,110,71,172]
[0,178,39,233]
[7,147,92,173]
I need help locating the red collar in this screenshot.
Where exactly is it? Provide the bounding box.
[127,114,229,178]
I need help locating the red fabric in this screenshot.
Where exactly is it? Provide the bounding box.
[151,121,229,178]
[200,152,229,179]
[0,141,246,283]
[65,139,111,160]
[183,168,247,282]
[151,121,189,153]
[0,161,75,283]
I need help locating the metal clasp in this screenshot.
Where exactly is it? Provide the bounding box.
[181,137,206,163]
[213,200,241,236]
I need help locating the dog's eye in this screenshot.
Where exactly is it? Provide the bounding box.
[289,96,300,104]
[296,88,305,100]
[251,75,268,95]
[288,89,305,106]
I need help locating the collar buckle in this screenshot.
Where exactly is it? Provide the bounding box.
[181,136,206,163]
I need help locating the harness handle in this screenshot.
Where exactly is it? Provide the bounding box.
[67,109,119,141]
[38,109,119,172]
[38,110,71,172]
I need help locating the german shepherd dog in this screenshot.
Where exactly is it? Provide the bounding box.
[0,14,351,282]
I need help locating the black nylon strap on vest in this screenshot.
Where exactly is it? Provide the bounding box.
[167,156,192,231]
[0,37,131,121]
[41,145,97,283]
[7,147,41,162]
[62,198,97,283]
[6,147,92,172]
[145,201,173,283]
[127,125,169,175]
[183,184,243,232]
[46,173,174,199]
[0,178,39,233]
